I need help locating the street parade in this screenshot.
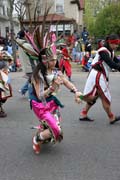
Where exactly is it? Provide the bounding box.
[0,1,120,180]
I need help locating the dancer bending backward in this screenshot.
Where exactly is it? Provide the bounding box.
[30,48,82,154]
[75,34,120,124]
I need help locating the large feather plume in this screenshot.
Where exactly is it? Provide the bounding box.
[15,3,61,61]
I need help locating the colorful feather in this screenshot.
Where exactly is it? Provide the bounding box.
[16,4,58,61]
[25,32,40,53]
[15,38,39,56]
[33,26,41,50]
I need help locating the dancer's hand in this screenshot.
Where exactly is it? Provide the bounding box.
[50,76,62,92]
[75,91,83,104]
[53,76,63,85]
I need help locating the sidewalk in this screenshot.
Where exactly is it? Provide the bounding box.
[10,62,83,78]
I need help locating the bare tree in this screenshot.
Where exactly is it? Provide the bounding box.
[14,0,37,31]
[8,0,17,64]
[33,0,42,23]
[9,0,30,65]
[14,0,26,29]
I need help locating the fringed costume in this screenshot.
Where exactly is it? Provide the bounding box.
[16,18,65,147]
[0,61,12,117]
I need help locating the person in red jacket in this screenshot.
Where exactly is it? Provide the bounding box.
[59,46,72,81]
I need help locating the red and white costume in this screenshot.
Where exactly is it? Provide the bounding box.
[83,47,114,105]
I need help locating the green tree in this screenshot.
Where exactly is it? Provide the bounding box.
[93,3,120,37]
[84,0,120,37]
[84,0,106,36]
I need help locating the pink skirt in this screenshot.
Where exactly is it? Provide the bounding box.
[31,100,61,141]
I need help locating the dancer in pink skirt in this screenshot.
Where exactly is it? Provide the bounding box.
[30,47,82,154]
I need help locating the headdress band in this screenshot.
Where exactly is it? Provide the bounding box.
[107,39,120,45]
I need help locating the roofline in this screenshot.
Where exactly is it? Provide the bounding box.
[21,13,76,24]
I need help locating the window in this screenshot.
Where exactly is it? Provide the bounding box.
[7,7,9,16]
[55,0,64,14]
[0,6,3,15]
[0,5,7,16]
[3,6,5,16]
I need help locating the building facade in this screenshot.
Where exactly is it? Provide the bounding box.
[24,0,84,34]
[0,0,19,37]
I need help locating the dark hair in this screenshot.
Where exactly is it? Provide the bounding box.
[0,37,6,45]
[17,30,25,39]
[105,34,119,41]
[32,50,49,87]
[104,34,119,49]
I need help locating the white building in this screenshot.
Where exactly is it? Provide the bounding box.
[0,0,19,37]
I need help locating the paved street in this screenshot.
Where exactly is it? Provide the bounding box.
[0,70,120,180]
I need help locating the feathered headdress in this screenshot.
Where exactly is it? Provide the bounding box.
[15,5,57,63]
